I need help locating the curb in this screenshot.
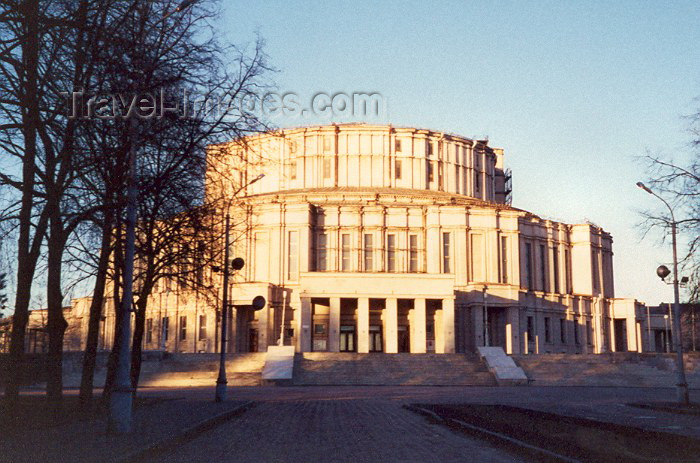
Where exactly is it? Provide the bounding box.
[120,400,255,463]
[404,404,580,463]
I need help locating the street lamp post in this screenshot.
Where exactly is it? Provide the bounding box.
[637,181,689,405]
[215,174,264,402]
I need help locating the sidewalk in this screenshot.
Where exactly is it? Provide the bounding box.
[0,390,251,463]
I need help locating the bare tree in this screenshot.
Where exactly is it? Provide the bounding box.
[639,107,700,302]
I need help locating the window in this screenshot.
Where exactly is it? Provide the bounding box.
[544,317,552,343]
[427,141,433,156]
[146,318,153,344]
[323,135,331,152]
[442,232,451,273]
[500,236,508,283]
[314,324,326,334]
[395,139,402,152]
[317,233,328,271]
[409,234,419,273]
[428,163,434,182]
[395,159,402,179]
[455,164,460,192]
[592,250,600,292]
[539,244,547,291]
[323,158,331,179]
[363,233,373,271]
[289,161,297,180]
[341,234,351,271]
[587,320,593,345]
[198,315,207,341]
[527,316,534,342]
[574,316,580,345]
[289,140,297,153]
[565,249,572,294]
[525,243,533,290]
[288,230,298,280]
[560,319,566,344]
[179,315,187,341]
[553,247,560,294]
[163,316,169,341]
[387,234,396,272]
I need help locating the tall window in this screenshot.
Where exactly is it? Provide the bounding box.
[428,163,434,182]
[500,236,508,283]
[198,315,207,341]
[455,164,460,192]
[363,234,373,271]
[553,247,560,294]
[539,244,547,291]
[525,243,533,290]
[395,159,402,179]
[288,230,298,280]
[544,317,552,343]
[427,141,433,156]
[341,234,351,271]
[323,135,331,152]
[163,316,169,341]
[323,158,331,179]
[179,315,187,341]
[560,318,566,344]
[442,232,451,273]
[409,234,419,273]
[146,318,153,344]
[565,249,572,294]
[592,250,600,292]
[289,161,297,180]
[573,316,580,345]
[317,233,328,271]
[387,234,396,272]
[527,316,534,341]
[586,320,593,345]
[395,139,402,152]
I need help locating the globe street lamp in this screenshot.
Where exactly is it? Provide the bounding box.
[215,173,264,402]
[637,181,689,404]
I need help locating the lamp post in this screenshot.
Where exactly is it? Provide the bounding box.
[215,173,264,402]
[637,181,689,404]
[483,286,489,347]
[108,0,194,434]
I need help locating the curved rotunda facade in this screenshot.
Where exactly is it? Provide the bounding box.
[83,123,640,357]
[198,123,635,356]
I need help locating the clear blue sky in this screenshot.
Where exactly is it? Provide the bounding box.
[221,0,700,305]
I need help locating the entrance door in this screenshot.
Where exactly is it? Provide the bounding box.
[340,325,356,352]
[613,319,627,352]
[248,328,259,352]
[369,325,382,352]
[398,325,409,353]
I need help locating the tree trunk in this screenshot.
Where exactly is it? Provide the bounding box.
[4,0,41,407]
[130,296,148,397]
[46,221,68,404]
[102,225,123,403]
[79,210,113,407]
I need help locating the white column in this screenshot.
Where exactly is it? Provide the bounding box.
[357,297,370,353]
[329,297,341,352]
[300,297,312,352]
[385,298,398,353]
[412,298,427,353]
[441,298,455,353]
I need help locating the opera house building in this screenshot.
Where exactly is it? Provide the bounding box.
[53,124,645,357]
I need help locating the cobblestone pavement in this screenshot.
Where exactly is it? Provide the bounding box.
[154,398,526,463]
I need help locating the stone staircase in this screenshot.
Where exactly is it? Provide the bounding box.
[292,353,496,386]
[513,353,700,387]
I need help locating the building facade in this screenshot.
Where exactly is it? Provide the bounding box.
[43,124,648,356]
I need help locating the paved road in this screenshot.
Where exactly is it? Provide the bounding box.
[154,398,525,463]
